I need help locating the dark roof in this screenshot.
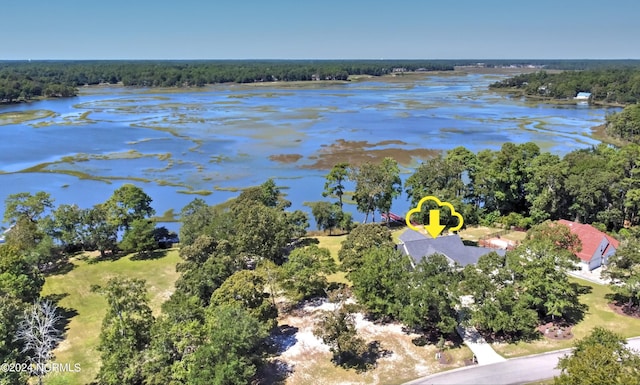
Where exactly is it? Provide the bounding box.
[398,229,505,267]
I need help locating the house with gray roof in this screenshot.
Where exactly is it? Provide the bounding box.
[398,229,505,267]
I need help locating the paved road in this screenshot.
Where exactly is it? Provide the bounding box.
[404,337,640,385]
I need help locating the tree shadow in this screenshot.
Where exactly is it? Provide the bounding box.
[571,281,593,295]
[256,359,293,385]
[87,250,123,264]
[42,257,76,276]
[408,328,464,349]
[606,292,640,317]
[479,325,542,345]
[334,340,391,373]
[561,302,589,326]
[130,249,168,261]
[266,324,299,355]
[40,293,79,349]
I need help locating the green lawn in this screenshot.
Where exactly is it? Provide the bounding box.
[41,249,182,385]
[315,235,351,285]
[493,277,640,358]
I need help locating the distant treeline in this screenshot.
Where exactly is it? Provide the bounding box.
[3,59,640,104]
[489,68,640,104]
[0,60,455,103]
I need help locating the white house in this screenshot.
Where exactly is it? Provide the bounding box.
[575,92,592,100]
[558,220,619,271]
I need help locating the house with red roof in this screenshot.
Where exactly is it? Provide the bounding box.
[558,219,619,271]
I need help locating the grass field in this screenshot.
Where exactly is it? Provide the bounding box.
[315,228,408,285]
[315,234,350,285]
[493,277,640,358]
[457,226,527,243]
[41,249,182,385]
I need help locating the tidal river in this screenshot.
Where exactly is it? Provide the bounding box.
[0,73,616,229]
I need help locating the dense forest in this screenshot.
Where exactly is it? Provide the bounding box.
[3,59,640,104]
[489,68,640,104]
[0,60,455,103]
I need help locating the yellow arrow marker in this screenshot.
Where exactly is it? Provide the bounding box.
[425,209,446,239]
[405,196,464,236]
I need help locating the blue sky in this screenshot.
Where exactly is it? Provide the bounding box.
[3,0,639,60]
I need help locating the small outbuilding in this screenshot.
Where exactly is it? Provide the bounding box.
[574,92,592,100]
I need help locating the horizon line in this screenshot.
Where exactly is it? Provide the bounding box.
[2,58,640,62]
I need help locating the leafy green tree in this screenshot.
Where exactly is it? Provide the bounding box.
[210,270,277,328]
[525,153,569,223]
[339,211,355,233]
[323,162,349,209]
[95,277,154,385]
[564,145,617,225]
[119,219,157,258]
[606,103,640,143]
[314,303,368,368]
[232,202,292,264]
[3,191,53,224]
[179,198,217,247]
[338,223,394,272]
[285,209,309,239]
[526,221,582,257]
[471,284,539,341]
[349,246,412,320]
[175,247,239,307]
[280,245,336,301]
[179,234,218,264]
[406,147,474,206]
[142,316,204,385]
[604,238,640,309]
[400,254,460,338]
[468,143,540,216]
[232,178,289,210]
[310,201,343,235]
[44,203,83,249]
[0,297,30,385]
[555,327,640,385]
[103,184,155,231]
[0,244,44,303]
[79,205,118,258]
[462,252,538,341]
[3,217,58,270]
[186,305,268,385]
[516,243,580,321]
[351,158,401,223]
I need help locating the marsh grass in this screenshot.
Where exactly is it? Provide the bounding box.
[152,208,179,222]
[302,139,440,170]
[177,189,213,196]
[0,109,56,125]
[269,154,304,163]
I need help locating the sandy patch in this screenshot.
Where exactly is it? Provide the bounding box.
[272,298,468,385]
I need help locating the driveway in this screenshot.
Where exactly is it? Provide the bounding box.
[455,325,505,365]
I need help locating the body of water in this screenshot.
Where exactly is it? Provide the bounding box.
[0,73,617,229]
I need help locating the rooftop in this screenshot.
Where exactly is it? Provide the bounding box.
[557,220,619,262]
[398,229,505,267]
